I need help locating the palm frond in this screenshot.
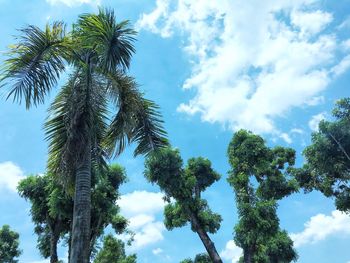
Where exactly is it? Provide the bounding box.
[76,7,136,72]
[104,71,168,157]
[1,22,69,108]
[103,71,139,156]
[131,98,169,156]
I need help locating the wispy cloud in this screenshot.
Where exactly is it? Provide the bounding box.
[137,0,350,137]
[290,210,350,247]
[45,0,100,7]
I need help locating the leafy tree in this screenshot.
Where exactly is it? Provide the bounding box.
[227,130,298,263]
[1,8,167,262]
[18,164,129,262]
[0,225,22,263]
[145,148,222,263]
[93,234,136,263]
[293,98,350,212]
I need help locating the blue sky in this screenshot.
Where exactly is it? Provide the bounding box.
[0,0,350,262]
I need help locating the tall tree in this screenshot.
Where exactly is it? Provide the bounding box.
[18,174,71,263]
[145,148,222,263]
[18,164,129,262]
[227,130,298,263]
[1,8,167,262]
[93,234,136,263]
[293,98,350,213]
[0,225,22,263]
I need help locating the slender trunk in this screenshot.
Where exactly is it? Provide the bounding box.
[190,213,222,263]
[70,143,92,263]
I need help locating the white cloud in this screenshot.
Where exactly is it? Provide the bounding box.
[117,191,167,250]
[152,247,163,255]
[118,190,165,217]
[308,112,326,131]
[46,0,100,7]
[290,210,350,247]
[136,0,172,37]
[291,10,333,36]
[131,220,165,249]
[220,240,242,263]
[128,214,155,230]
[137,0,350,136]
[0,161,25,192]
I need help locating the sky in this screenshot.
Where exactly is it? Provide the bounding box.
[0,0,350,262]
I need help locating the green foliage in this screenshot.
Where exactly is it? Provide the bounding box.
[0,225,22,263]
[266,230,297,263]
[164,202,188,229]
[293,98,350,212]
[194,253,212,263]
[94,235,136,263]
[180,253,212,263]
[228,130,297,201]
[227,130,298,263]
[0,22,69,108]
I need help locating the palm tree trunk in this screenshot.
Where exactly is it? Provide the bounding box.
[190,213,222,263]
[70,142,92,263]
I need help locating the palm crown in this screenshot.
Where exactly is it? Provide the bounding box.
[1,8,167,174]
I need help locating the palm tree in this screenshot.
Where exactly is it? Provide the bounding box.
[1,8,167,263]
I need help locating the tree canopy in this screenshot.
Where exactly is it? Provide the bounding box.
[94,234,136,263]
